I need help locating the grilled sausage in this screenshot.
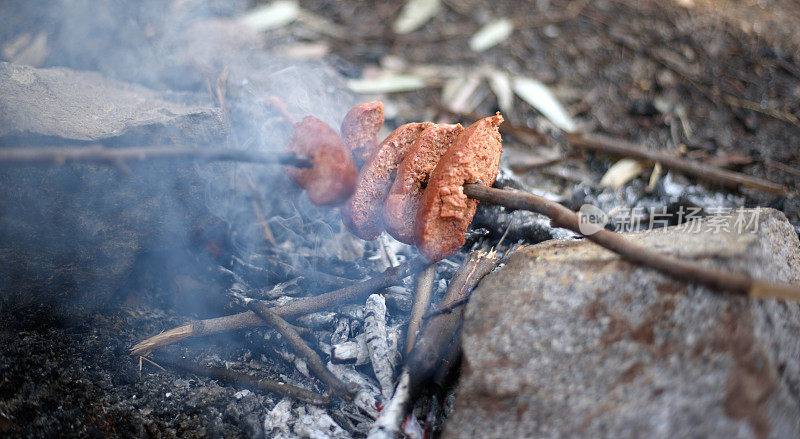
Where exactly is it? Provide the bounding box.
[342,122,433,240]
[414,114,503,261]
[285,116,358,205]
[341,101,385,165]
[382,123,463,244]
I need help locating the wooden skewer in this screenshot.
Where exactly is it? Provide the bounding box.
[463,182,800,301]
[0,145,312,168]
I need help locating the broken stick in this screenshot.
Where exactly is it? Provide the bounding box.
[567,133,787,195]
[405,264,436,354]
[151,353,330,405]
[237,295,356,400]
[131,256,429,355]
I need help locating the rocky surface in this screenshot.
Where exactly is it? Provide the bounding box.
[447,208,800,438]
[0,62,227,144]
[0,62,228,311]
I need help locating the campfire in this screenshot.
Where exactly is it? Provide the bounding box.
[3,1,800,437]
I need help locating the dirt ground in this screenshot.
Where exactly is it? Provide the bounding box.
[1,0,799,437]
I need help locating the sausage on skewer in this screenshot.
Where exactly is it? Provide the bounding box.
[341,101,385,166]
[382,123,464,244]
[414,114,504,262]
[285,116,358,205]
[342,122,434,240]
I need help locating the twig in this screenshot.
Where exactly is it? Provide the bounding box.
[421,296,469,320]
[722,94,800,128]
[405,251,501,391]
[150,353,330,405]
[131,256,429,355]
[0,145,312,168]
[567,133,787,195]
[371,251,500,437]
[405,264,436,354]
[765,158,800,179]
[239,296,356,400]
[463,182,800,301]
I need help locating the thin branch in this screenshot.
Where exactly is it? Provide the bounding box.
[369,252,501,438]
[405,251,501,391]
[567,133,787,195]
[765,158,800,178]
[241,297,356,400]
[0,145,312,168]
[131,256,429,355]
[405,264,436,355]
[150,353,329,405]
[463,182,800,301]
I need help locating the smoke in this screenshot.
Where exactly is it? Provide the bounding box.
[0,0,361,314]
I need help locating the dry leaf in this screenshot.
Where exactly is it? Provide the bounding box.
[348,75,427,94]
[512,77,577,132]
[441,73,482,113]
[600,158,646,188]
[277,42,330,59]
[393,0,441,34]
[646,161,663,192]
[238,1,299,32]
[469,18,514,52]
[486,69,514,114]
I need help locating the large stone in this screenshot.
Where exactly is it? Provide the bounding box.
[0,62,227,144]
[0,62,228,311]
[446,208,800,438]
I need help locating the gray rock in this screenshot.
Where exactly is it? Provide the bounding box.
[0,62,227,144]
[446,208,800,439]
[0,62,228,311]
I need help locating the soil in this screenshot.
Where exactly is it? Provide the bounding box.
[1,0,799,437]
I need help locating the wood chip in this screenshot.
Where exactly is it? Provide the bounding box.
[348,75,428,94]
